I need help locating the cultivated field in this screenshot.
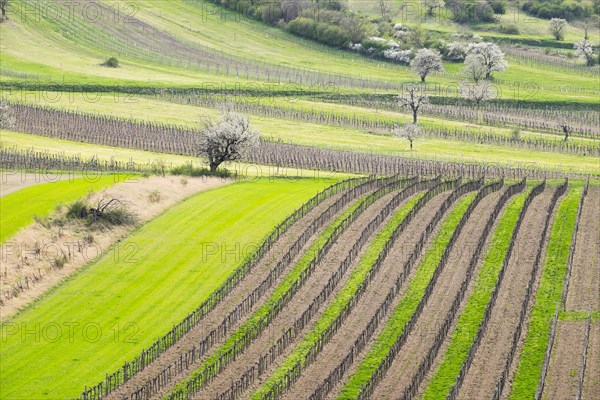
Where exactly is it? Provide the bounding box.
[0,0,598,399]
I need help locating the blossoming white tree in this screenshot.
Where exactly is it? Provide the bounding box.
[574,39,595,66]
[464,42,507,80]
[410,48,444,82]
[394,122,422,151]
[196,110,259,172]
[548,18,568,40]
[0,101,15,130]
[458,80,496,108]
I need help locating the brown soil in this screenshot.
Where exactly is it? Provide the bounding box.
[193,191,407,400]
[105,187,358,399]
[282,190,452,400]
[584,321,600,399]
[458,188,556,400]
[0,176,226,319]
[371,188,505,399]
[566,186,600,311]
[0,172,69,197]
[543,321,586,399]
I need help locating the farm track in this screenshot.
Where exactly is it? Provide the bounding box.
[370,187,505,399]
[105,187,357,399]
[566,186,600,311]
[280,190,452,400]
[458,187,556,399]
[543,321,586,399]
[193,190,410,399]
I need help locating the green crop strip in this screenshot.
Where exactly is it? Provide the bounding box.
[251,191,425,399]
[338,192,477,399]
[1,175,119,243]
[168,189,371,396]
[509,184,583,399]
[421,187,531,399]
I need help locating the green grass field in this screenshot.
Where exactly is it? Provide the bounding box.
[339,191,476,399]
[0,178,335,399]
[0,175,118,242]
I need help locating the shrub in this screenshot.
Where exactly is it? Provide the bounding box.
[105,57,119,68]
[171,163,232,177]
[148,190,162,204]
[499,24,520,34]
[66,200,89,219]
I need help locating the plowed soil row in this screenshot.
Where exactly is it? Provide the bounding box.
[544,320,586,399]
[371,188,505,399]
[566,186,600,311]
[458,187,556,399]
[194,191,407,400]
[283,190,452,400]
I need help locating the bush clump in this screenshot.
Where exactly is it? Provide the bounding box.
[104,57,119,68]
[171,163,232,178]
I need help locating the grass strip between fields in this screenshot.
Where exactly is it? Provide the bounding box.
[420,187,532,399]
[509,183,582,399]
[251,191,425,399]
[0,175,119,243]
[168,190,372,396]
[338,192,477,399]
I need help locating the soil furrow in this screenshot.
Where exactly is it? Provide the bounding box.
[566,186,600,311]
[195,191,406,400]
[543,321,586,399]
[280,190,451,400]
[371,188,504,399]
[584,322,600,399]
[107,189,350,399]
[458,187,556,400]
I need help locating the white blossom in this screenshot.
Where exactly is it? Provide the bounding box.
[574,39,595,66]
[410,48,444,82]
[548,18,567,40]
[464,42,507,80]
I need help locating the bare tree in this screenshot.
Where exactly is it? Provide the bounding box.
[0,0,8,22]
[458,80,496,108]
[0,101,16,129]
[548,18,568,40]
[560,118,570,142]
[377,0,393,22]
[397,85,429,123]
[410,48,444,82]
[196,110,259,172]
[394,122,422,151]
[423,0,442,16]
[464,42,507,80]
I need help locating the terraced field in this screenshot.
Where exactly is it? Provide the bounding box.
[1,0,598,399]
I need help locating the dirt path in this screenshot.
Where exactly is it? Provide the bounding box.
[584,321,600,399]
[0,176,226,317]
[371,188,504,399]
[458,188,556,400]
[281,190,451,400]
[194,191,407,400]
[544,321,586,399]
[0,172,54,197]
[566,186,600,311]
[105,187,352,399]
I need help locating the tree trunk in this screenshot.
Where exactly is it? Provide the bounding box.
[409,139,413,151]
[421,75,426,82]
[209,162,219,173]
[413,110,418,124]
